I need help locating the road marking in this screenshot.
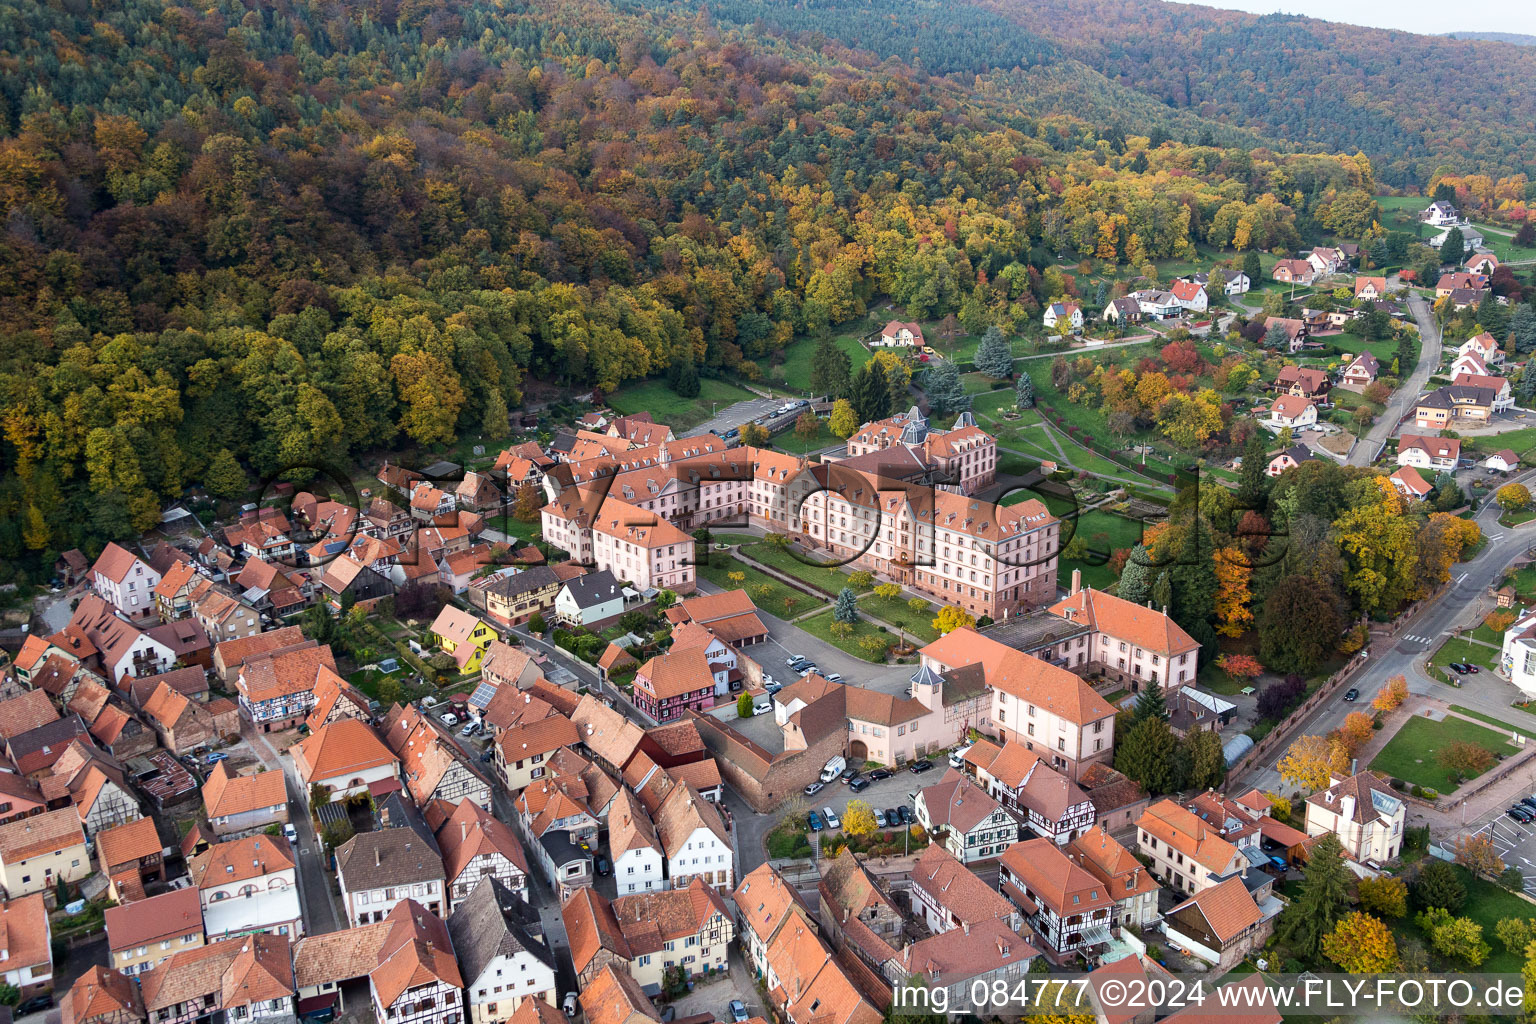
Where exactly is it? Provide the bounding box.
[1456,573,1469,584]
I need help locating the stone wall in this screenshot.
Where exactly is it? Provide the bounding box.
[688,710,846,813]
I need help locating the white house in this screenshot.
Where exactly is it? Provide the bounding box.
[1210,270,1250,296]
[1389,466,1433,500]
[1265,395,1317,431]
[607,788,664,895]
[915,769,1021,864]
[1169,280,1207,313]
[1466,253,1500,275]
[1448,351,1491,378]
[1306,247,1346,276]
[90,543,162,622]
[1421,200,1460,227]
[447,877,557,1022]
[1341,350,1379,385]
[1304,772,1406,866]
[0,895,52,1000]
[292,719,400,805]
[1429,224,1485,251]
[1459,331,1504,366]
[1396,434,1461,472]
[1043,301,1083,331]
[553,569,627,628]
[666,622,738,697]
[369,901,465,1024]
[190,835,304,940]
[876,320,924,348]
[654,783,732,891]
[1502,608,1536,698]
[1486,449,1520,473]
[337,827,448,924]
[1452,372,1514,412]
[1135,290,1181,320]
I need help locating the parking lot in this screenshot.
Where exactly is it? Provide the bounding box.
[1469,791,1536,895]
[799,759,948,837]
[684,396,808,439]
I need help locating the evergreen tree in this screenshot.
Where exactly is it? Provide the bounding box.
[810,334,852,398]
[1478,297,1510,341]
[1118,544,1155,605]
[1243,249,1263,283]
[1238,431,1269,508]
[1511,304,1536,354]
[1277,834,1352,958]
[1132,681,1168,722]
[1517,366,1536,406]
[672,360,700,398]
[924,361,971,416]
[974,325,1015,379]
[853,361,891,423]
[1114,716,1183,795]
[1184,728,1227,790]
[1151,569,1172,613]
[1015,371,1034,409]
[1413,860,1467,913]
[1439,227,1466,267]
[833,587,860,624]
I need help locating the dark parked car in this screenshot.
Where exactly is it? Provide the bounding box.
[1449,663,1472,675]
[908,758,935,774]
[808,811,824,832]
[595,855,611,876]
[16,997,52,1016]
[897,806,914,825]
[849,776,872,792]
[1521,796,1536,813]
[840,766,860,783]
[865,767,893,782]
[1467,664,1481,674]
[1343,688,1359,701]
[1509,806,1533,823]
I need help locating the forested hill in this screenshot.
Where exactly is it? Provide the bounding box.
[979,0,1536,186]
[1446,32,1536,45]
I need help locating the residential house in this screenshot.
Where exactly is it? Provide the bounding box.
[577,966,665,1024]
[480,642,546,692]
[1341,350,1379,385]
[1273,366,1331,402]
[0,772,47,828]
[235,642,337,732]
[0,689,59,742]
[455,473,503,513]
[1134,290,1181,320]
[436,798,531,909]
[1304,771,1405,866]
[915,769,1020,864]
[998,838,1115,965]
[1436,272,1489,298]
[1049,583,1201,692]
[137,934,294,1024]
[1306,246,1345,276]
[448,877,557,1021]
[67,597,181,683]
[1043,302,1084,331]
[106,887,205,977]
[61,966,144,1024]
[190,834,302,939]
[212,626,304,684]
[1390,466,1434,500]
[733,864,818,979]
[1261,316,1308,353]
[663,590,769,647]
[1166,687,1236,738]
[1448,350,1492,377]
[1102,296,1142,324]
[0,806,90,898]
[1169,280,1207,313]
[589,498,697,595]
[0,894,53,998]
[142,682,218,756]
[965,740,1095,844]
[7,715,90,778]
[654,783,732,891]
[1270,260,1313,286]
[607,787,663,896]
[909,844,1021,937]
[91,543,161,622]
[1447,286,1490,310]
[561,886,631,989]
[95,816,164,901]
[876,321,924,348]
[1467,252,1500,275]
[337,827,448,925]
[367,901,464,1024]
[1453,371,1514,411]
[553,570,629,628]
[62,754,145,837]
[222,518,296,564]
[126,666,209,708]
[1265,443,1314,478]
[1066,825,1161,929]
[1487,449,1521,473]
[1161,874,1276,970]
[1353,276,1387,301]
[1396,434,1462,471]
[1265,395,1317,430]
[762,913,883,1024]
[202,763,288,837]
[69,681,155,761]
[292,719,400,805]
[188,588,261,646]
[817,849,902,974]
[429,606,496,674]
[472,567,563,628]
[318,555,395,611]
[564,880,733,996]
[883,919,1035,1009]
[515,775,599,900]
[1135,799,1243,895]
[495,716,579,792]
[382,704,492,811]
[1459,330,1504,366]
[632,648,717,724]
[1421,200,1460,226]
[304,672,372,733]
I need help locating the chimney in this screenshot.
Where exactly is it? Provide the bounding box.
[376,847,381,867]
[1162,605,1168,616]
[1070,569,1082,596]
[962,920,970,936]
[461,822,468,842]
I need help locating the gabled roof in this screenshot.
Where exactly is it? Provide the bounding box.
[999,837,1114,918]
[292,719,397,783]
[1390,465,1433,498]
[608,878,730,957]
[580,964,662,1024]
[336,827,446,893]
[910,844,1016,927]
[635,647,715,701]
[562,886,632,976]
[61,965,144,1024]
[606,787,661,859]
[0,806,86,863]
[1050,587,1199,658]
[436,798,529,884]
[570,695,644,770]
[202,761,287,820]
[94,815,160,868]
[190,834,294,888]
[0,893,50,973]
[0,688,60,740]
[91,542,147,584]
[371,899,463,1008]
[1167,874,1262,943]
[652,783,729,856]
[447,876,552,985]
[1136,798,1240,874]
[1398,434,1461,461]
[105,887,203,952]
[221,932,294,1009]
[919,768,1005,834]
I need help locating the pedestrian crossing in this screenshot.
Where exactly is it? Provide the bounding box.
[1401,634,1434,645]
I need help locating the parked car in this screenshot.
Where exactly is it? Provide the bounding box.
[16,997,52,1017]
[808,811,825,832]
[897,806,914,825]
[1467,664,1481,674]
[283,823,298,844]
[562,993,578,1018]
[797,665,819,677]
[824,673,843,684]
[205,752,228,765]
[874,809,889,828]
[1510,806,1533,823]
[441,712,459,726]
[1521,796,1536,813]
[803,780,825,797]
[908,759,935,775]
[865,767,893,782]
[786,655,806,668]
[1342,688,1359,701]
[822,806,841,829]
[595,855,611,876]
[848,776,871,792]
[764,680,783,695]
[840,766,860,783]
[729,1000,749,1024]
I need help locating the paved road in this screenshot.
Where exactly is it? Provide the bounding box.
[1239,488,1536,795]
[1346,287,1440,467]
[245,724,342,935]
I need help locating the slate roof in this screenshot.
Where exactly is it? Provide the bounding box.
[447,876,553,985]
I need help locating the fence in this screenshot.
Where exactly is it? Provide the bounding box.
[1228,651,1370,783]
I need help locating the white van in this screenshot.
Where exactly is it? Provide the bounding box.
[820,755,847,783]
[949,744,973,769]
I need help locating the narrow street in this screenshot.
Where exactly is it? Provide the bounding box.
[1347,285,1440,467]
[245,722,341,935]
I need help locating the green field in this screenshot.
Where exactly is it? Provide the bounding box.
[698,554,822,621]
[770,330,872,394]
[1447,704,1532,741]
[1428,636,1499,677]
[1368,714,1518,792]
[772,420,838,455]
[607,378,760,430]
[1466,424,1536,458]
[857,592,939,644]
[1062,510,1147,590]
[740,542,871,597]
[796,607,895,662]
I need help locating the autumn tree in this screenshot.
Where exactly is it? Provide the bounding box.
[740,422,770,447]
[932,605,976,636]
[1321,912,1399,973]
[1337,711,1375,755]
[204,448,247,499]
[1499,483,1532,511]
[843,799,877,836]
[873,583,901,602]
[1372,675,1408,711]
[1357,876,1408,918]
[1278,733,1350,790]
[1216,653,1262,685]
[794,411,820,441]
[1213,546,1254,637]
[1417,907,1489,966]
[513,482,543,522]
[907,598,928,616]
[1439,739,1495,781]
[1454,833,1506,879]
[829,399,860,439]
[1494,917,1533,954]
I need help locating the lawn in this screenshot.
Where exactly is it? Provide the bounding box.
[1062,510,1147,590]
[1500,508,1536,528]
[772,420,838,455]
[796,608,898,663]
[698,554,821,621]
[1466,424,1536,458]
[974,389,1025,421]
[1506,565,1536,602]
[1447,704,1532,741]
[1428,636,1498,677]
[493,514,543,543]
[857,592,939,644]
[771,330,872,394]
[740,542,872,597]
[1368,713,1519,792]
[963,372,1008,395]
[606,378,760,430]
